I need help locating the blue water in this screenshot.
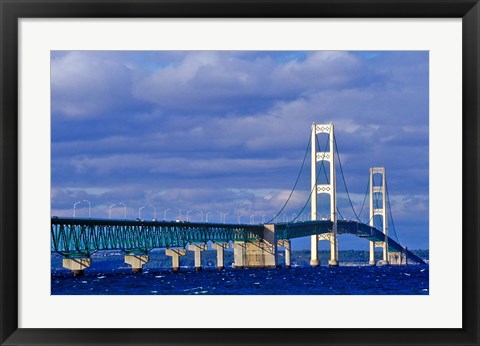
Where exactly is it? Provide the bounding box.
[52,261,429,295]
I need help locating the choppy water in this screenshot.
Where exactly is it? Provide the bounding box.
[51,264,428,295]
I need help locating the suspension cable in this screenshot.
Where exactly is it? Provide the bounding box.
[289,183,314,223]
[385,176,401,245]
[366,213,375,226]
[289,131,330,223]
[333,136,361,221]
[358,176,370,223]
[266,134,311,224]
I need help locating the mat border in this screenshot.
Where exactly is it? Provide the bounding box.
[1,1,479,345]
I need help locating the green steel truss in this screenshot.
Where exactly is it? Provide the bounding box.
[51,218,263,258]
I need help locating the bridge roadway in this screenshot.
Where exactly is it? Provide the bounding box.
[275,220,425,264]
[51,217,425,264]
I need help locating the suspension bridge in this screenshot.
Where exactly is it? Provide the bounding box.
[51,122,426,275]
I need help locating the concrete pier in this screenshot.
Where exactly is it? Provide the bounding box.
[212,243,230,270]
[233,241,277,268]
[62,258,91,276]
[233,242,246,268]
[388,251,407,265]
[277,240,291,268]
[328,259,339,266]
[369,241,376,265]
[328,233,339,267]
[377,241,389,266]
[124,254,149,273]
[187,244,207,271]
[313,233,339,267]
[374,242,389,266]
[233,224,278,268]
[165,249,187,272]
[310,235,320,267]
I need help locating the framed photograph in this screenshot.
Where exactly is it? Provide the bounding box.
[1,0,478,345]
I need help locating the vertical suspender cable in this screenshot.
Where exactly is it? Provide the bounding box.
[267,134,311,224]
[333,136,361,221]
[385,176,401,245]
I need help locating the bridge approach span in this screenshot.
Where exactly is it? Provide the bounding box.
[51,217,263,257]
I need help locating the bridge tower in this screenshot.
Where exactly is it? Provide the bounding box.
[310,122,338,267]
[369,167,389,265]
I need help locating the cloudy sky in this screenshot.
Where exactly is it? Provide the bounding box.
[51,51,429,250]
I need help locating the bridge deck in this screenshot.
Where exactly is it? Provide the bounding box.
[51,217,425,264]
[274,220,425,264]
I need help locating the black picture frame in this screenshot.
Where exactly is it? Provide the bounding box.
[1,1,479,345]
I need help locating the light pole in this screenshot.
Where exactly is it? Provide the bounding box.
[235,213,242,224]
[217,210,224,223]
[261,214,266,224]
[109,204,116,219]
[291,213,297,222]
[205,211,212,222]
[199,210,204,222]
[163,208,171,220]
[73,201,81,218]
[186,210,193,222]
[149,205,157,220]
[83,200,91,218]
[138,206,145,219]
[250,214,255,224]
[118,202,126,219]
[223,213,228,224]
[174,208,182,221]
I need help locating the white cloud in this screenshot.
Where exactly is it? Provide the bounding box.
[51,52,134,117]
[132,51,363,112]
